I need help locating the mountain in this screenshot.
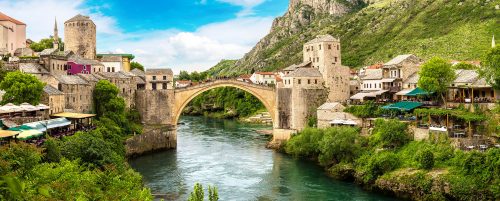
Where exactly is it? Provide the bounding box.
[208,0,499,76]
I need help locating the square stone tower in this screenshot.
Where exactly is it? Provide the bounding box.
[303,35,350,102]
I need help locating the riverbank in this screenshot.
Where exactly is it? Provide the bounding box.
[278,121,500,201]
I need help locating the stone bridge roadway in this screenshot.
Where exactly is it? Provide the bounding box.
[172,79,277,126]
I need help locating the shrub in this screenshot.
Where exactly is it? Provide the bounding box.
[0,143,42,176]
[356,151,400,182]
[318,127,361,165]
[370,119,411,149]
[42,138,62,163]
[416,150,434,170]
[285,127,323,157]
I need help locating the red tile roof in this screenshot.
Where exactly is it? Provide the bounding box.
[367,63,383,69]
[176,80,192,84]
[0,12,26,25]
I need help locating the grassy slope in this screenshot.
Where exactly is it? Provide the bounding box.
[209,0,499,75]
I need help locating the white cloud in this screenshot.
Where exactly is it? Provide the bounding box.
[0,0,275,74]
[0,0,120,41]
[99,16,274,73]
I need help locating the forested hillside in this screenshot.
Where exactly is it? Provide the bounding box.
[210,0,499,75]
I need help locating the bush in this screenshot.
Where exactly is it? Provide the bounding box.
[370,119,411,149]
[0,143,42,177]
[416,150,434,170]
[356,151,400,182]
[42,138,62,163]
[318,127,361,165]
[285,127,323,157]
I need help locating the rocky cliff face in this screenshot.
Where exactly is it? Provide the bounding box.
[233,0,364,73]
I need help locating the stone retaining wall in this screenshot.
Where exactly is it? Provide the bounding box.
[125,124,176,157]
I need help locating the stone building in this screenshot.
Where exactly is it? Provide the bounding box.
[0,12,26,55]
[303,35,350,102]
[42,85,65,115]
[145,69,174,90]
[381,54,421,92]
[317,102,360,129]
[97,54,134,72]
[39,50,74,75]
[98,72,135,107]
[64,14,96,60]
[55,75,93,113]
[278,67,327,130]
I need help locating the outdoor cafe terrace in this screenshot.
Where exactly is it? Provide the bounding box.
[0,112,96,146]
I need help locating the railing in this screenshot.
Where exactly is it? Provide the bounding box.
[175,78,275,91]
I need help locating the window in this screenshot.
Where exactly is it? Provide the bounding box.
[163,76,167,80]
[328,44,332,49]
[311,46,314,51]
[152,76,156,80]
[308,79,311,84]
[73,97,75,102]
[334,57,338,63]
[319,45,321,50]
[298,79,301,84]
[317,57,319,62]
[152,83,157,90]
[112,67,115,72]
[123,88,125,93]
[315,79,318,84]
[379,83,381,88]
[162,83,167,89]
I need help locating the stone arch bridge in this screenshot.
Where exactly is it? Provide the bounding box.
[172,79,277,126]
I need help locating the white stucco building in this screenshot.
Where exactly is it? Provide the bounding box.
[0,12,26,55]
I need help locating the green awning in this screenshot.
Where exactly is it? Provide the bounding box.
[382,101,423,111]
[8,125,34,131]
[406,87,432,96]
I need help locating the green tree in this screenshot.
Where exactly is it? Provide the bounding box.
[416,149,434,170]
[418,57,456,104]
[30,37,63,52]
[370,119,411,149]
[453,62,477,70]
[94,80,122,117]
[188,183,204,201]
[480,46,500,90]
[178,70,191,80]
[130,61,144,71]
[0,71,45,105]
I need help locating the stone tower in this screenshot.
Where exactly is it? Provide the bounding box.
[303,35,350,102]
[53,17,59,50]
[64,14,96,59]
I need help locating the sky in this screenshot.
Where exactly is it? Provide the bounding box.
[0,0,289,73]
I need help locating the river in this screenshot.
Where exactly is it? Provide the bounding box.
[129,116,397,201]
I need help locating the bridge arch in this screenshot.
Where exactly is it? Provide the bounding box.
[172,80,277,127]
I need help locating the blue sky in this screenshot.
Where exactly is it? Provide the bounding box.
[0,0,289,73]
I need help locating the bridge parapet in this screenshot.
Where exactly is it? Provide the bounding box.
[174,79,275,92]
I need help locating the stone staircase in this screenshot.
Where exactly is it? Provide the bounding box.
[244,111,273,124]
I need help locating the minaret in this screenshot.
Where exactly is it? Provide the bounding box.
[493,35,496,48]
[53,17,59,50]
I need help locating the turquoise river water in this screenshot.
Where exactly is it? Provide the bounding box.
[129,116,398,201]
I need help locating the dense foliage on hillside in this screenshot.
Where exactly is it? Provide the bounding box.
[284,119,500,200]
[209,0,499,75]
[0,81,151,200]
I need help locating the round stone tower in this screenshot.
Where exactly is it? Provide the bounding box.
[64,14,96,59]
